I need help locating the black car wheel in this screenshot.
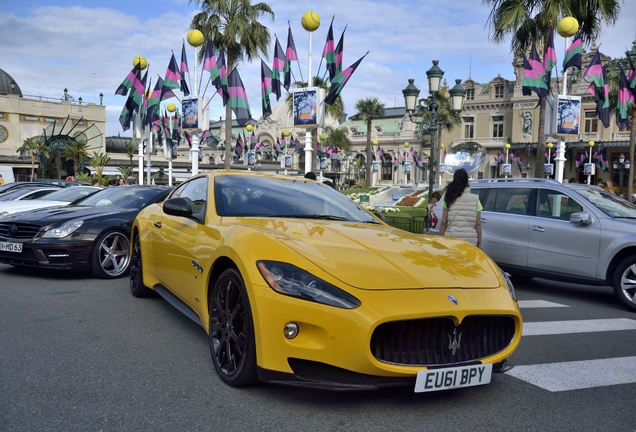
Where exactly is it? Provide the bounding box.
[209,268,258,387]
[129,235,154,297]
[612,256,636,312]
[91,230,131,279]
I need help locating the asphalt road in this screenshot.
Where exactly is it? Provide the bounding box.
[1,265,635,432]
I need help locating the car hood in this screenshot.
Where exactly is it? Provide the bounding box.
[240,218,500,290]
[0,201,69,215]
[2,205,132,225]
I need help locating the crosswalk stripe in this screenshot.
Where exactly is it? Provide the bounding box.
[518,300,569,308]
[522,318,636,336]
[506,356,636,392]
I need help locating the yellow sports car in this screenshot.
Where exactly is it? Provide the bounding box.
[130,171,522,392]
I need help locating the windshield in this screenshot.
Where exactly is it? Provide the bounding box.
[0,188,57,201]
[35,186,100,202]
[76,186,166,210]
[577,188,636,218]
[214,175,378,223]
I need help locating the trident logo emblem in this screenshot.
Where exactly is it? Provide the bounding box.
[448,327,462,355]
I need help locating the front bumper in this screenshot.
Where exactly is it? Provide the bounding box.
[0,237,94,272]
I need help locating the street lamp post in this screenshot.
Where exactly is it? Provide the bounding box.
[372,139,379,186]
[62,88,74,101]
[99,93,103,105]
[613,153,631,197]
[402,61,466,226]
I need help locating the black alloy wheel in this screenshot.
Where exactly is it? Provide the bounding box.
[129,235,154,298]
[209,268,258,387]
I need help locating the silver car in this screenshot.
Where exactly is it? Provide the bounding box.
[429,178,636,312]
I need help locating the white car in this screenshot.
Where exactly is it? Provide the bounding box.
[0,186,101,219]
[0,186,62,202]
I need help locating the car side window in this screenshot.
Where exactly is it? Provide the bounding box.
[492,188,532,215]
[475,188,494,211]
[173,177,208,221]
[537,189,583,220]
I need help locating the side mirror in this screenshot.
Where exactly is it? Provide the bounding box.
[569,212,592,226]
[374,211,386,222]
[163,197,193,217]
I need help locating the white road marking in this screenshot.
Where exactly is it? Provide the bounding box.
[506,356,636,392]
[518,300,569,308]
[523,318,636,336]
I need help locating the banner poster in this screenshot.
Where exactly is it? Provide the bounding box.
[583,163,595,176]
[247,152,255,166]
[320,157,327,170]
[372,161,379,172]
[404,162,411,173]
[501,163,511,176]
[544,164,554,176]
[556,95,581,136]
[284,154,292,168]
[182,98,199,129]
[293,88,318,128]
[439,164,446,174]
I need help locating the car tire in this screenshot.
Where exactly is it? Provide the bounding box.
[612,256,636,312]
[208,267,258,387]
[129,235,154,298]
[91,230,131,279]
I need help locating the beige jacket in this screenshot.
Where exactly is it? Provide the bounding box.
[445,187,479,245]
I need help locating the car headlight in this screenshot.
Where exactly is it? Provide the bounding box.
[257,261,361,309]
[42,219,84,238]
[0,211,8,220]
[499,266,517,302]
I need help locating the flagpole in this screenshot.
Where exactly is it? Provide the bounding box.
[191,42,200,176]
[305,18,314,175]
[555,33,571,184]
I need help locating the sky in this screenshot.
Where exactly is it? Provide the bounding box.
[1,0,636,138]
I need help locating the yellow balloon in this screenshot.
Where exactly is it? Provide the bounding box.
[187,29,204,47]
[133,56,147,70]
[557,17,579,37]
[167,103,176,113]
[301,12,320,32]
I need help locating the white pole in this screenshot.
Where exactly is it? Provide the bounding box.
[556,35,570,183]
[303,30,313,174]
[145,124,152,185]
[134,112,144,184]
[190,135,200,176]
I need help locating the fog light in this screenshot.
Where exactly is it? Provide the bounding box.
[284,322,299,339]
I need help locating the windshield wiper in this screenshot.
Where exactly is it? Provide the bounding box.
[276,214,350,221]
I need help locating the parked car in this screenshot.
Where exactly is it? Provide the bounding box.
[429,178,636,312]
[0,181,67,196]
[0,185,173,278]
[0,186,62,202]
[0,186,101,219]
[129,171,522,391]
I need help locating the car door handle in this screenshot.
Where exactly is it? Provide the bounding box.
[531,225,545,232]
[154,221,162,228]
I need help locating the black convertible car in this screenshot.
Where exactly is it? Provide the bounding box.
[0,185,173,278]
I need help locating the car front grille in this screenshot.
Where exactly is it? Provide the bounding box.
[371,316,516,366]
[0,222,41,240]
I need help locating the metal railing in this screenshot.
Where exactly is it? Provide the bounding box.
[383,216,426,234]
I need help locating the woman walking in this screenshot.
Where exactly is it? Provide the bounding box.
[439,169,482,248]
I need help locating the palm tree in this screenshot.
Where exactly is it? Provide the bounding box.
[62,138,90,178]
[323,126,352,153]
[117,166,133,184]
[16,137,49,181]
[189,0,274,170]
[482,0,621,178]
[355,98,385,187]
[125,140,136,181]
[90,151,111,185]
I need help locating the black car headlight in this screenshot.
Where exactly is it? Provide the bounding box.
[42,219,84,239]
[499,266,517,302]
[257,261,361,309]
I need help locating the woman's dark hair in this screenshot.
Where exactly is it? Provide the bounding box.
[444,169,469,207]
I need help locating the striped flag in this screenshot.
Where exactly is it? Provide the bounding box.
[203,40,223,96]
[146,78,163,128]
[261,60,273,118]
[543,27,557,83]
[322,21,336,81]
[272,37,285,101]
[284,26,298,90]
[562,33,582,72]
[201,130,219,148]
[521,41,549,102]
[227,68,252,126]
[162,53,181,101]
[583,51,610,128]
[115,64,140,96]
[180,41,190,96]
[323,53,368,105]
[627,54,636,98]
[250,131,257,150]
[235,133,244,158]
[217,51,229,105]
[617,66,634,129]
[335,27,346,76]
